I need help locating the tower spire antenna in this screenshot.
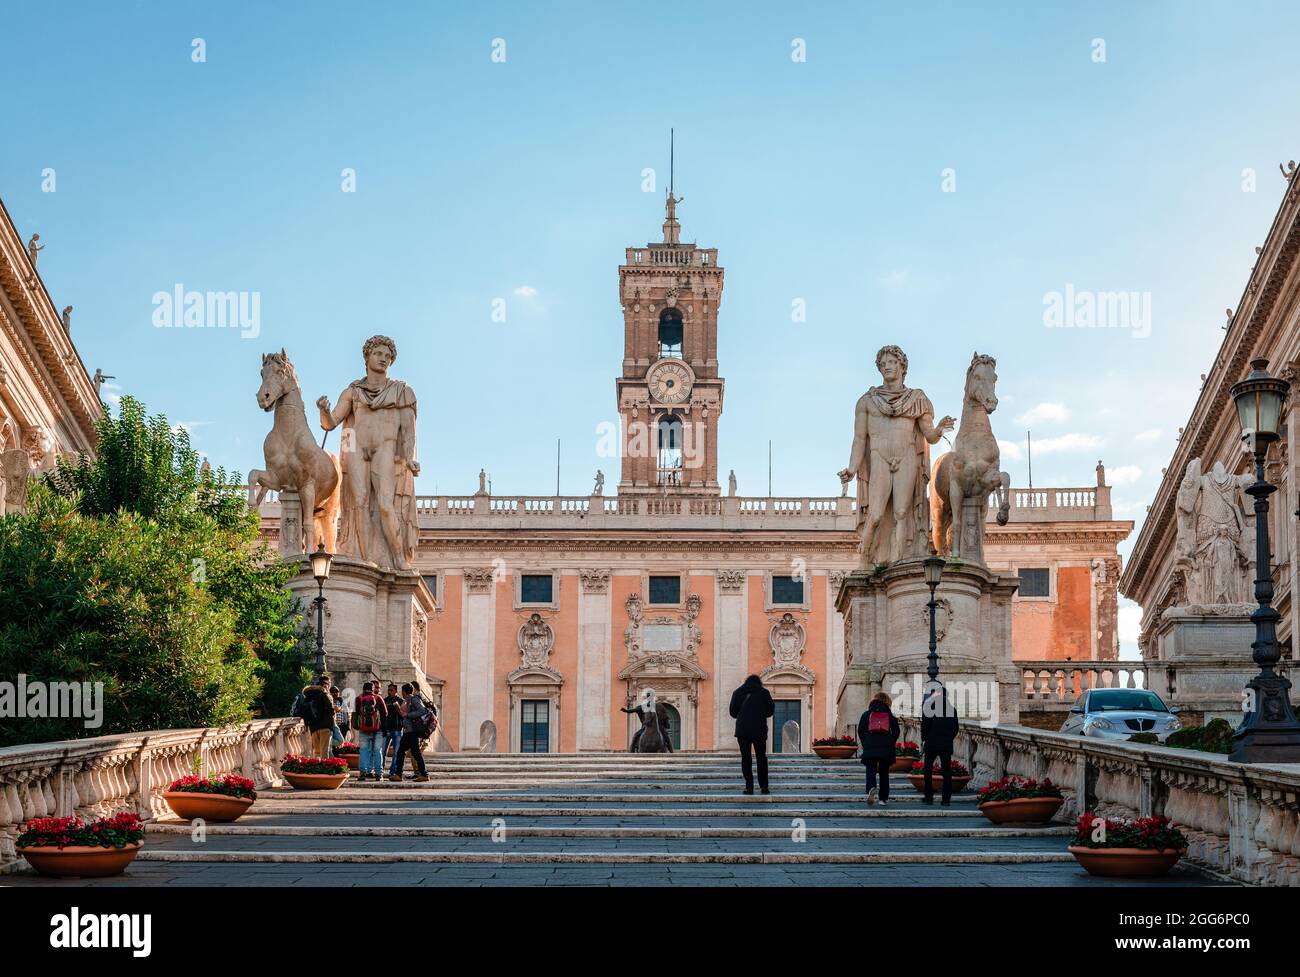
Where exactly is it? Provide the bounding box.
[663,129,683,244]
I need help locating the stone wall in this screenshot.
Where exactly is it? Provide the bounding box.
[901,717,1300,886]
[0,719,308,874]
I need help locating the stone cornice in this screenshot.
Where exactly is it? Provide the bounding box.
[0,196,100,448]
[1122,177,1300,599]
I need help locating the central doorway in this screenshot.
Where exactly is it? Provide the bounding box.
[772,700,801,753]
[521,699,550,753]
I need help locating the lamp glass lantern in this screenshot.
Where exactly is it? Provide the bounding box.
[1231,358,1288,448]
[310,544,333,584]
[923,556,945,589]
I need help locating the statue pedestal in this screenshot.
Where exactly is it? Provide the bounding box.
[835,558,1021,730]
[286,555,442,710]
[1150,606,1258,723]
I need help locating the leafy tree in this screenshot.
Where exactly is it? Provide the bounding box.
[0,396,308,746]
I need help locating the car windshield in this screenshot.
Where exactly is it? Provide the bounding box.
[1088,690,1168,713]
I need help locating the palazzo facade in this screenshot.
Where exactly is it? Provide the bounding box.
[0,198,99,479]
[259,198,1132,752]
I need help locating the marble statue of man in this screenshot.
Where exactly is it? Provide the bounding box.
[1174,458,1253,606]
[317,335,420,570]
[838,345,954,565]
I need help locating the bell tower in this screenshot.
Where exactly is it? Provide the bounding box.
[615,180,725,495]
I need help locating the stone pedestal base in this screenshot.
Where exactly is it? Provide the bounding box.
[286,554,442,710]
[1151,607,1259,723]
[835,558,1021,728]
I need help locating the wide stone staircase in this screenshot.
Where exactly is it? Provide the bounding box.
[16,753,1226,887]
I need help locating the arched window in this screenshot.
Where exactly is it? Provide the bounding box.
[657,308,683,359]
[657,413,683,484]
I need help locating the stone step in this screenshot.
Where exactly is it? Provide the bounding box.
[140,832,1067,854]
[147,822,1070,839]
[135,849,1078,866]
[257,789,977,803]
[206,805,981,818]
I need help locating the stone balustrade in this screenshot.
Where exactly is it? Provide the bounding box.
[899,717,1300,885]
[0,718,307,873]
[252,485,1113,532]
[1019,661,1147,705]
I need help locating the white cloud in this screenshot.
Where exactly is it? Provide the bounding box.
[1111,497,1147,517]
[513,285,538,298]
[1015,402,1071,426]
[997,439,1024,462]
[1031,432,1104,454]
[1107,464,1142,486]
[1134,428,1161,443]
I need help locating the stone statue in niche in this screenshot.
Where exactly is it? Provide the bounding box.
[1174,457,1254,608]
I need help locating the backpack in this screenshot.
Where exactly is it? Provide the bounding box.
[357,694,382,734]
[290,693,306,720]
[411,699,438,739]
[867,709,891,735]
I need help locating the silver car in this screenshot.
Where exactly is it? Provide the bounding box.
[1059,688,1182,742]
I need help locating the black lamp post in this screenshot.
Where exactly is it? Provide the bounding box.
[1229,358,1300,762]
[923,556,945,685]
[309,544,333,684]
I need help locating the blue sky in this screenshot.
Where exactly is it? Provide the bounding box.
[5,1,1300,654]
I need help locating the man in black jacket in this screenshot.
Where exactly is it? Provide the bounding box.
[300,677,336,759]
[920,685,959,804]
[729,675,775,795]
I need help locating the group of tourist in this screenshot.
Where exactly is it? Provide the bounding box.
[293,676,439,782]
[728,675,960,803]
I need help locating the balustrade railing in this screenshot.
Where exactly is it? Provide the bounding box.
[1019,661,1146,702]
[895,717,1300,886]
[0,719,308,873]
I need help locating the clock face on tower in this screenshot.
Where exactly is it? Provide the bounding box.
[647,359,694,405]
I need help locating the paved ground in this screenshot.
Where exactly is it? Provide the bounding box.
[2,754,1229,887]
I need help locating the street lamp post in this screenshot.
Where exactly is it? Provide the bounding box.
[923,556,945,685]
[309,544,334,684]
[1229,358,1300,762]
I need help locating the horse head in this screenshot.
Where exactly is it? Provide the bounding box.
[965,352,998,414]
[257,349,299,411]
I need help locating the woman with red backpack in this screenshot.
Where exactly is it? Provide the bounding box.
[857,691,900,806]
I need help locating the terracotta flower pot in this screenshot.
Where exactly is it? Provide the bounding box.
[162,790,255,823]
[891,757,918,773]
[908,773,971,793]
[812,745,857,759]
[978,796,1063,824]
[339,753,360,770]
[1068,846,1186,877]
[18,842,142,878]
[282,770,348,790]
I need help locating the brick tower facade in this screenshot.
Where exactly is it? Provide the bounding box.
[615,193,724,494]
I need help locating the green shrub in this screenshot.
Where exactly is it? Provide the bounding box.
[0,396,308,746]
[1165,717,1234,755]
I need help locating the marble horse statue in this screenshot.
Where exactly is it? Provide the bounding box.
[250,350,341,554]
[930,352,1010,563]
[623,688,673,753]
